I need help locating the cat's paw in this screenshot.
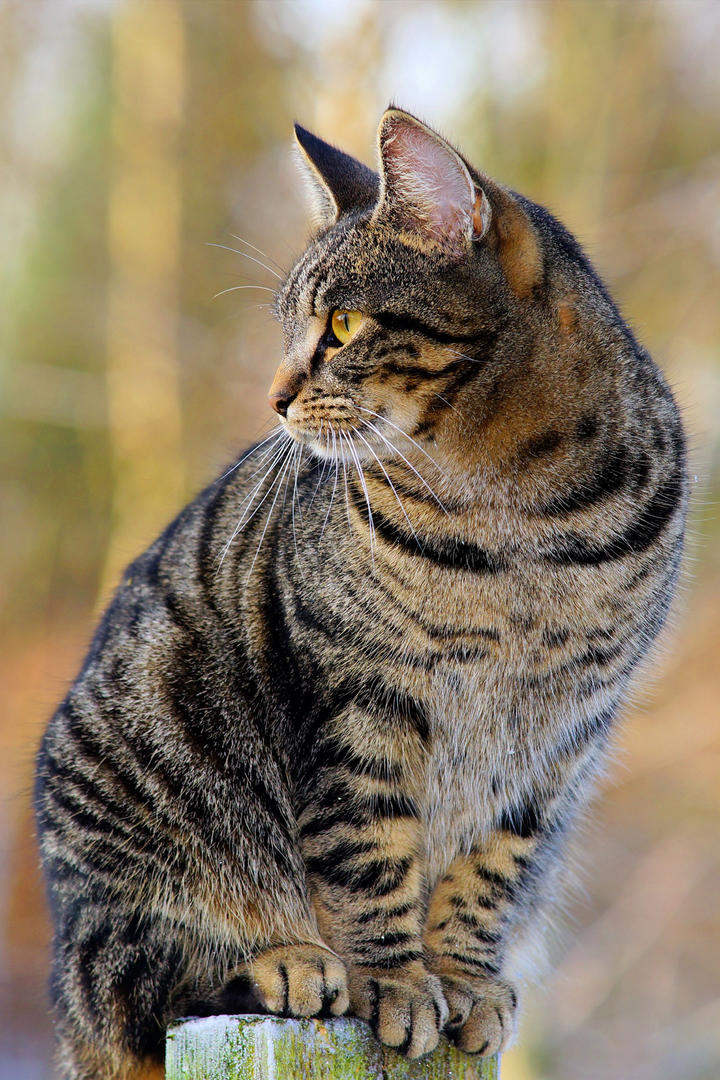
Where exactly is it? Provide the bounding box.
[250,944,349,1018]
[441,974,517,1055]
[349,966,449,1059]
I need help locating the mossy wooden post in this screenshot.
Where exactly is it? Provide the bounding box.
[166,1016,500,1079]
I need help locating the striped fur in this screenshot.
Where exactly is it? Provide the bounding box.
[36,108,687,1077]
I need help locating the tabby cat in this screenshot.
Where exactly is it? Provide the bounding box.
[35,108,688,1079]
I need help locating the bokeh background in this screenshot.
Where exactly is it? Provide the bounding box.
[1,1,719,1077]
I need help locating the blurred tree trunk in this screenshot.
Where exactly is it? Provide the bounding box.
[101,0,186,599]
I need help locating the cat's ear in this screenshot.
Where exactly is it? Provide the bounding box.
[294,123,379,230]
[373,108,489,257]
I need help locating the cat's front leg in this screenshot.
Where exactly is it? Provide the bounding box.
[423,832,531,1056]
[298,713,447,1059]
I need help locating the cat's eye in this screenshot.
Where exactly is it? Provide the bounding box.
[330,309,363,346]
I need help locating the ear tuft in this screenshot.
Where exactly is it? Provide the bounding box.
[374,108,478,255]
[293,123,379,230]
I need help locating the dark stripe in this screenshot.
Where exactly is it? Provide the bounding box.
[305,851,413,897]
[374,310,497,349]
[455,913,501,942]
[538,438,630,516]
[72,921,114,1024]
[518,429,564,463]
[445,954,500,977]
[497,799,543,838]
[376,358,467,381]
[354,949,424,971]
[359,931,415,949]
[474,867,516,900]
[559,705,616,756]
[304,839,378,879]
[475,894,499,910]
[353,678,430,744]
[196,480,231,615]
[312,737,404,782]
[546,427,685,565]
[576,414,598,441]
[278,963,289,1016]
[373,561,501,643]
[350,486,504,573]
[355,902,416,925]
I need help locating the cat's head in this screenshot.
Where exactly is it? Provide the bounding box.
[271,107,601,483]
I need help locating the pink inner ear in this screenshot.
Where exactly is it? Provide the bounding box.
[382,119,474,244]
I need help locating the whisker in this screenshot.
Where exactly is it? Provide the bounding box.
[445,347,483,365]
[228,437,291,502]
[291,440,305,572]
[352,426,424,553]
[229,234,285,273]
[357,416,449,516]
[320,427,340,540]
[308,422,331,508]
[205,242,283,280]
[246,443,297,580]
[236,438,294,523]
[345,430,375,567]
[211,284,277,300]
[355,405,448,478]
[339,432,353,539]
[217,437,293,569]
[432,392,465,419]
[219,426,285,482]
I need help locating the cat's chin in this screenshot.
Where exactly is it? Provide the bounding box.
[305,433,357,465]
[282,421,375,466]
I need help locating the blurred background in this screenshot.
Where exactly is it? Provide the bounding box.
[1,1,718,1077]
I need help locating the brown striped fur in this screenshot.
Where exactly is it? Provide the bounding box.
[35,108,687,1076]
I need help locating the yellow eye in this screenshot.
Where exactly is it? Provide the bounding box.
[330,308,363,345]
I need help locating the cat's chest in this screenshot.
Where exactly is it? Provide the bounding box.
[418,668,501,874]
[418,660,547,882]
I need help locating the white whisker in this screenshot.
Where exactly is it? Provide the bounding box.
[229,234,285,274]
[432,392,465,419]
[339,432,353,539]
[345,430,375,567]
[246,445,297,580]
[206,241,283,280]
[309,423,331,508]
[217,437,293,570]
[357,416,449,516]
[445,347,483,365]
[291,440,305,573]
[211,285,277,300]
[218,426,285,482]
[355,405,448,478]
[352,426,424,552]
[236,439,294,526]
[320,428,340,540]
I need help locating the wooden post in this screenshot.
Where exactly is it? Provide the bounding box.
[166,1015,500,1079]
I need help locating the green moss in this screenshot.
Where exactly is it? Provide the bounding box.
[166,1016,499,1079]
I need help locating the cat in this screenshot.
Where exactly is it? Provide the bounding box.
[35,107,688,1080]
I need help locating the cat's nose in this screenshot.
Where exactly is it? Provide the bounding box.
[268,366,304,417]
[268,388,297,417]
